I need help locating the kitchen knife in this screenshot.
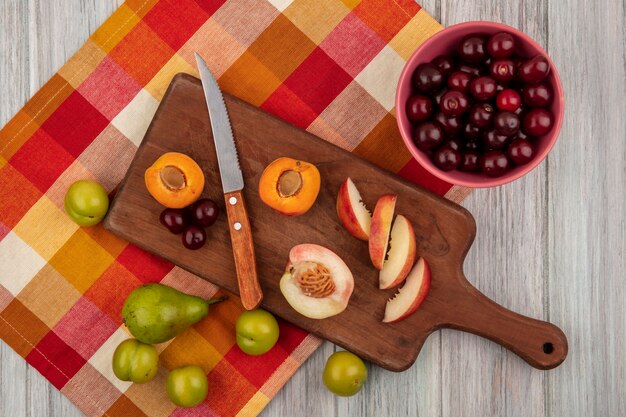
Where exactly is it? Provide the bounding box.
[195,53,263,310]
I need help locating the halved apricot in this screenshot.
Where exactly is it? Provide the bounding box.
[258,157,320,216]
[145,152,205,209]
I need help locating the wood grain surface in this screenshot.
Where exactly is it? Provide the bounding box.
[223,190,263,310]
[0,0,624,415]
[104,74,566,371]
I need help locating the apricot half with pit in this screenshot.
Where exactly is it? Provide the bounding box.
[145,152,205,209]
[259,157,320,216]
[280,244,354,319]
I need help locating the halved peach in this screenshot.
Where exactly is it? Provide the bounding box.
[280,244,354,319]
[336,178,371,241]
[383,257,431,323]
[379,215,416,289]
[368,194,397,270]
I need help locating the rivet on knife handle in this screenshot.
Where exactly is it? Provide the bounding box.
[224,190,263,310]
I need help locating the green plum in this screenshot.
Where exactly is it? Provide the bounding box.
[323,351,368,397]
[235,309,279,355]
[64,180,109,226]
[166,365,208,408]
[111,339,159,384]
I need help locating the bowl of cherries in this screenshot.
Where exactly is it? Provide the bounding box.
[396,21,564,187]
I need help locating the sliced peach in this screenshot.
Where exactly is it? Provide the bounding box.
[280,244,354,319]
[383,257,431,323]
[258,157,321,216]
[336,178,371,241]
[368,194,397,270]
[379,215,417,289]
[145,152,205,208]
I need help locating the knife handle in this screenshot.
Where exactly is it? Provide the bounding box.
[224,190,263,310]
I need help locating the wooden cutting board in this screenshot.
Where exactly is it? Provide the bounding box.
[104,74,567,371]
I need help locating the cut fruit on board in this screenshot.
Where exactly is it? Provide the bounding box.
[369,194,397,269]
[105,74,568,371]
[379,215,417,290]
[336,178,371,241]
[383,257,431,323]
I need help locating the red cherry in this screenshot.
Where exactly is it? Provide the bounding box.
[445,138,463,151]
[433,112,462,136]
[433,145,461,171]
[469,76,498,101]
[519,55,551,84]
[507,138,535,165]
[489,59,516,84]
[190,198,219,227]
[522,83,553,108]
[493,112,521,136]
[414,122,444,150]
[459,150,481,172]
[412,63,444,94]
[440,91,469,117]
[160,208,188,234]
[448,71,473,93]
[406,95,433,122]
[483,129,511,150]
[487,32,515,58]
[458,35,487,63]
[463,123,482,141]
[481,150,510,177]
[469,103,495,128]
[432,55,455,76]
[523,109,553,136]
[182,226,206,250]
[496,89,522,112]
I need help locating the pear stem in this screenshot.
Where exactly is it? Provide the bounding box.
[206,296,227,305]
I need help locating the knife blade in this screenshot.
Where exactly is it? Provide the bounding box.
[195,54,243,193]
[195,53,263,310]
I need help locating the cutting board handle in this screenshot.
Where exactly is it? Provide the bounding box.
[440,273,568,370]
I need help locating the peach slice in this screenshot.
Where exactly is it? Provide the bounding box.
[383,257,431,323]
[368,194,397,270]
[336,178,371,241]
[379,215,417,289]
[280,244,354,319]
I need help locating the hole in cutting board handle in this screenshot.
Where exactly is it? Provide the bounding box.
[440,273,568,369]
[542,342,554,354]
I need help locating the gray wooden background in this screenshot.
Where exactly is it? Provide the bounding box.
[0,0,624,416]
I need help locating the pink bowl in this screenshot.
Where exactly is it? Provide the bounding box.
[396,21,564,187]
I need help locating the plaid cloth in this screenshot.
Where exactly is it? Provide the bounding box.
[0,0,469,416]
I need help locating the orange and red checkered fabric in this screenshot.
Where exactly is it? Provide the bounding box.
[0,1,466,416]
